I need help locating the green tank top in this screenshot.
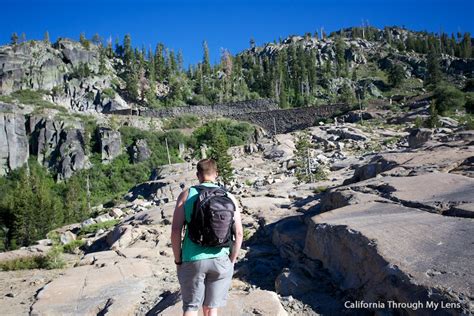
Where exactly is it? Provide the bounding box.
[181,182,230,262]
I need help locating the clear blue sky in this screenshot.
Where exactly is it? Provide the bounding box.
[2,0,473,66]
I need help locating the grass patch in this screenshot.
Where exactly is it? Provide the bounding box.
[163,114,200,129]
[0,255,50,271]
[242,228,252,241]
[244,179,254,186]
[0,245,65,271]
[382,136,400,146]
[78,219,119,236]
[0,89,65,112]
[312,186,328,194]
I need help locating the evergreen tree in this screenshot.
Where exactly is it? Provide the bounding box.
[43,31,50,44]
[91,33,102,46]
[208,127,233,185]
[106,37,114,57]
[294,132,326,183]
[177,50,184,73]
[426,50,442,88]
[155,43,165,80]
[79,32,90,49]
[98,48,107,75]
[352,68,358,81]
[388,64,405,88]
[338,83,356,104]
[123,34,133,66]
[202,41,211,75]
[335,36,346,77]
[461,33,472,58]
[10,32,18,45]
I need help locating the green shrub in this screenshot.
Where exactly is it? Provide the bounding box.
[414,116,424,128]
[433,84,465,115]
[163,115,200,129]
[78,219,119,236]
[242,228,252,241]
[0,255,48,271]
[312,186,328,194]
[1,89,65,111]
[62,239,85,254]
[0,245,65,271]
[426,104,440,128]
[465,92,474,114]
[192,119,255,148]
[101,88,116,100]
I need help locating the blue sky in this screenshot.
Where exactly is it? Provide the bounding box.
[1,0,473,66]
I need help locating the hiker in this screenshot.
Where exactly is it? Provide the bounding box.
[171,159,243,316]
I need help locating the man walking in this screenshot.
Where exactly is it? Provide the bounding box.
[171,159,243,316]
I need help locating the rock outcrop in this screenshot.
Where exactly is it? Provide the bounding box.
[305,202,473,315]
[130,139,151,163]
[99,127,122,163]
[0,113,29,175]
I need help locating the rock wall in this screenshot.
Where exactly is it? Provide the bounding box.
[0,113,29,175]
[142,99,350,134]
[140,98,280,118]
[229,103,351,134]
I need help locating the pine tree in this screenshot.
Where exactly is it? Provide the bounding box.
[202,41,211,75]
[294,132,326,183]
[123,34,133,66]
[335,36,346,77]
[426,50,442,88]
[388,64,405,88]
[10,32,18,45]
[79,32,90,49]
[461,33,472,58]
[338,83,356,104]
[155,43,165,80]
[43,31,50,44]
[208,127,233,185]
[177,50,184,73]
[98,47,107,75]
[91,33,102,46]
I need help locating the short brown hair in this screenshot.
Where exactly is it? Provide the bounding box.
[197,159,217,175]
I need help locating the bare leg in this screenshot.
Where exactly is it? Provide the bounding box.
[203,306,217,316]
[184,311,198,316]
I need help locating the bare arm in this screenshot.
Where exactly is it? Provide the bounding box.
[229,195,243,264]
[171,190,188,264]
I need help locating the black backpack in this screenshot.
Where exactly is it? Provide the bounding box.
[187,185,235,247]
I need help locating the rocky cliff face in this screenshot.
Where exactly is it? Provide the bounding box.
[0,39,130,114]
[0,113,29,175]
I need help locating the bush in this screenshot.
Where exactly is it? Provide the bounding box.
[62,239,85,254]
[465,92,474,114]
[101,88,116,100]
[163,115,200,129]
[0,255,49,271]
[388,64,405,88]
[1,89,65,111]
[192,119,255,148]
[312,186,328,194]
[0,245,65,271]
[433,84,465,115]
[78,219,119,236]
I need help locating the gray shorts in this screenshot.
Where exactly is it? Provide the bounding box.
[177,256,234,311]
